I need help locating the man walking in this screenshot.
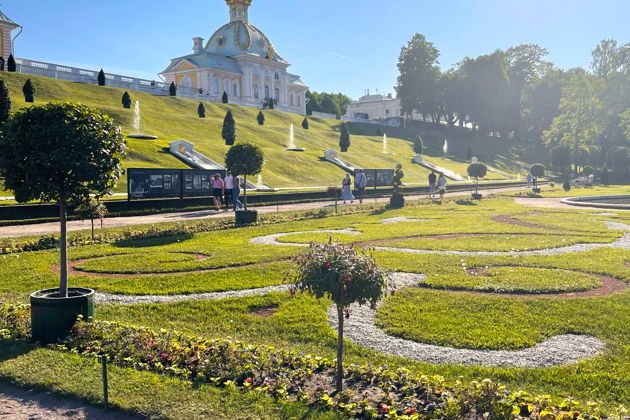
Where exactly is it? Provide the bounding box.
[224,171,234,210]
[428,170,437,198]
[354,169,367,203]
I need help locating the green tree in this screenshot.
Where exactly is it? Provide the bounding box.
[197,102,206,118]
[320,95,339,115]
[76,199,108,242]
[169,82,177,96]
[591,39,630,77]
[222,91,229,104]
[550,145,571,177]
[0,103,126,297]
[293,242,386,392]
[302,117,309,130]
[257,110,265,125]
[522,68,565,142]
[529,163,545,189]
[22,79,36,103]
[121,91,131,109]
[395,33,441,120]
[339,123,350,152]
[306,91,352,116]
[222,110,236,146]
[267,97,274,109]
[7,55,16,72]
[224,143,264,210]
[412,135,423,155]
[97,69,106,86]
[0,80,12,123]
[467,163,488,194]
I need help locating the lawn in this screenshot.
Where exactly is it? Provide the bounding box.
[0,195,628,417]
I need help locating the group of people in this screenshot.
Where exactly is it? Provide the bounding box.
[427,170,447,199]
[210,171,244,212]
[341,169,369,204]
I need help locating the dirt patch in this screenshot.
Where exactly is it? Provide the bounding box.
[491,214,556,230]
[249,306,278,318]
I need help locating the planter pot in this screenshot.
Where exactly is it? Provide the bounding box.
[471,193,483,200]
[30,287,95,344]
[390,193,405,208]
[532,188,541,193]
[235,210,258,224]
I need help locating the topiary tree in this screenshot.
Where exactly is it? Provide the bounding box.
[198,102,206,118]
[22,79,36,103]
[97,69,106,86]
[529,163,545,189]
[225,143,264,210]
[169,82,177,96]
[222,91,229,104]
[293,242,387,392]
[257,110,265,126]
[412,135,423,155]
[0,80,12,123]
[466,145,473,161]
[339,123,350,152]
[467,162,487,195]
[77,199,108,242]
[302,117,309,130]
[7,55,16,72]
[550,146,571,178]
[222,110,236,146]
[0,103,126,298]
[121,91,131,109]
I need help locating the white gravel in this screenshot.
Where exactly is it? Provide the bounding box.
[249,229,361,247]
[380,217,432,224]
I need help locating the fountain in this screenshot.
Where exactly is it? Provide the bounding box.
[442,139,449,156]
[286,123,305,152]
[257,174,264,189]
[127,101,158,140]
[382,134,388,154]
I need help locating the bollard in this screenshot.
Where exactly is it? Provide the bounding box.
[101,355,109,408]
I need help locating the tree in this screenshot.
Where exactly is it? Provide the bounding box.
[522,68,565,142]
[77,199,108,242]
[412,135,423,155]
[306,91,352,116]
[257,110,265,125]
[121,91,131,109]
[550,145,571,177]
[268,97,274,109]
[169,82,177,96]
[7,55,16,72]
[302,117,309,130]
[293,242,386,392]
[339,123,350,152]
[225,143,264,211]
[320,95,339,115]
[0,103,126,298]
[529,163,545,189]
[97,69,106,86]
[0,80,12,123]
[222,91,229,104]
[22,79,36,103]
[198,102,206,118]
[591,39,630,77]
[467,162,488,195]
[222,110,236,146]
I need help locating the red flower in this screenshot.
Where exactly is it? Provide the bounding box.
[380,405,389,413]
[406,407,417,414]
[84,346,91,352]
[343,276,352,283]
[246,377,253,383]
[161,353,169,359]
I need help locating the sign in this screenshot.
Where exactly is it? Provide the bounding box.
[127,168,226,200]
[363,169,395,188]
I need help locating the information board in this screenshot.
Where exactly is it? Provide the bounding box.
[362,169,395,188]
[127,168,226,200]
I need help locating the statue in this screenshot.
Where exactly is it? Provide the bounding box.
[390,164,405,208]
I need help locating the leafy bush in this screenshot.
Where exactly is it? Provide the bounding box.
[302,117,309,130]
[0,79,11,123]
[225,143,264,210]
[197,102,205,118]
[257,110,264,125]
[222,91,229,104]
[22,79,36,103]
[121,91,131,109]
[7,55,16,72]
[0,304,30,340]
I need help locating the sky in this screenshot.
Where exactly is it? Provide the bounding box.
[4,0,630,100]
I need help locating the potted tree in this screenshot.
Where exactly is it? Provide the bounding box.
[529,163,545,193]
[0,103,126,344]
[225,143,265,224]
[467,162,487,199]
[293,242,386,392]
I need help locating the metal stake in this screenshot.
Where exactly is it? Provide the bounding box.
[101,355,109,409]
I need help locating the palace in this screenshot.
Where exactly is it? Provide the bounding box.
[0,10,21,60]
[161,0,308,114]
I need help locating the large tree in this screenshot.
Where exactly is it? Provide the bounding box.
[591,39,630,77]
[0,103,126,297]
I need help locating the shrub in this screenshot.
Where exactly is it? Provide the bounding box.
[22,79,36,103]
[339,123,350,152]
[467,163,487,194]
[197,102,206,118]
[225,143,264,210]
[412,135,423,155]
[169,82,177,97]
[222,91,229,104]
[222,110,236,146]
[293,242,387,391]
[0,79,11,123]
[257,110,265,126]
[7,55,16,72]
[97,69,106,86]
[302,117,309,130]
[121,91,131,109]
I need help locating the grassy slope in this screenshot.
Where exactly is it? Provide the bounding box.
[0,72,537,194]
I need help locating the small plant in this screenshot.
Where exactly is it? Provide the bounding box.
[467,163,487,197]
[293,242,387,392]
[327,186,342,212]
[225,143,265,211]
[97,69,106,86]
[222,91,229,104]
[257,110,265,126]
[222,110,236,146]
[302,117,309,130]
[169,82,177,97]
[77,199,108,242]
[0,80,12,123]
[197,102,206,118]
[122,91,131,109]
[339,123,351,152]
[22,79,36,103]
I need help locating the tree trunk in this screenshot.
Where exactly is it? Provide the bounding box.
[243,175,248,211]
[59,202,68,298]
[336,304,344,392]
[91,217,95,243]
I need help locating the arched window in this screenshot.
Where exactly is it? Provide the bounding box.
[264,86,270,100]
[215,78,220,94]
[254,84,260,99]
[274,88,280,102]
[274,72,279,81]
[180,75,192,88]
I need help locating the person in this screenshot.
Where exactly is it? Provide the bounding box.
[341,173,354,204]
[428,170,437,198]
[393,164,404,193]
[232,175,244,211]
[224,171,234,210]
[0,57,4,72]
[527,172,533,189]
[354,169,367,203]
[211,174,224,211]
[437,172,447,200]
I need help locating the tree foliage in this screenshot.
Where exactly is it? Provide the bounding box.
[529,163,546,178]
[222,91,229,104]
[7,55,16,72]
[22,79,36,103]
[606,146,629,172]
[222,110,236,146]
[306,91,351,116]
[225,143,265,211]
[302,117,309,130]
[97,69,106,86]
[339,123,350,152]
[122,91,131,109]
[550,145,571,174]
[198,102,206,118]
[0,80,12,123]
[412,135,423,155]
[169,82,177,96]
[257,110,265,126]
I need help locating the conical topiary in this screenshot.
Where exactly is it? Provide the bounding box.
[257,110,265,126]
[122,91,131,109]
[169,82,177,96]
[339,123,351,152]
[198,102,206,118]
[222,91,229,104]
[302,117,309,130]
[97,69,106,86]
[222,110,236,145]
[7,55,16,72]
[23,79,36,103]
[0,80,12,123]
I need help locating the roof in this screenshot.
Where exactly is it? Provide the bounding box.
[161,52,242,75]
[287,73,306,87]
[204,20,287,63]
[0,11,20,28]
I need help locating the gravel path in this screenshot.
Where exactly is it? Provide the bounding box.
[250,229,361,247]
[380,217,431,224]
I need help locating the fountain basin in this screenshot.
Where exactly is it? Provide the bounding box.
[127,134,158,140]
[286,148,306,152]
[562,195,630,210]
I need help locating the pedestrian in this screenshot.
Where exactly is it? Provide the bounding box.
[527,172,533,189]
[428,170,437,198]
[354,169,367,204]
[211,173,224,211]
[341,173,354,204]
[0,57,4,71]
[224,171,234,210]
[233,175,244,211]
[437,172,447,200]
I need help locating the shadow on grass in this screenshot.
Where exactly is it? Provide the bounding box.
[455,199,477,206]
[114,232,194,248]
[0,340,38,363]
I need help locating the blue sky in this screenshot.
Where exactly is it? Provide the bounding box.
[4,0,630,99]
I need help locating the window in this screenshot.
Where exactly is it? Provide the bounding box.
[264,86,270,100]
[254,84,259,99]
[215,78,220,94]
[290,94,294,106]
[274,72,279,81]
[233,83,238,97]
[180,75,192,88]
[275,88,280,102]
[298,95,301,107]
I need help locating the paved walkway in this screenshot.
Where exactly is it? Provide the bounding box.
[0,185,531,239]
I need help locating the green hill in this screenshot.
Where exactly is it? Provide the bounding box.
[0,72,538,193]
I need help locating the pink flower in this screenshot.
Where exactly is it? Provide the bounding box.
[246,378,253,383]
[161,353,169,359]
[380,405,389,413]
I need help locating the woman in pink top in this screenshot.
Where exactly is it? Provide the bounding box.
[211,174,224,211]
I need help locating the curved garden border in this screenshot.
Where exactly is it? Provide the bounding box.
[562,195,630,210]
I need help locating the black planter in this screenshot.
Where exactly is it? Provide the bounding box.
[30,287,95,344]
[471,193,483,200]
[532,188,541,193]
[390,193,405,208]
[235,210,258,224]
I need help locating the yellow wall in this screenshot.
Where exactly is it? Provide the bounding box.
[176,72,198,87]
